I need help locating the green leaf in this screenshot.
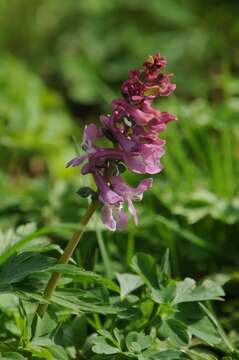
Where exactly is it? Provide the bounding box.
[125,332,152,354]
[187,349,217,360]
[97,329,116,344]
[51,289,121,314]
[172,278,224,304]
[34,312,57,338]
[188,316,221,345]
[116,273,143,299]
[113,328,124,348]
[47,345,70,360]
[31,337,54,347]
[96,328,124,353]
[149,349,188,359]
[58,315,87,348]
[0,252,56,285]
[49,263,119,292]
[131,253,158,288]
[0,224,76,266]
[0,353,26,360]
[158,319,190,347]
[24,342,52,360]
[176,303,221,346]
[151,283,176,304]
[30,337,70,359]
[159,249,171,282]
[92,337,120,355]
[0,223,37,257]
[31,337,70,359]
[199,303,234,353]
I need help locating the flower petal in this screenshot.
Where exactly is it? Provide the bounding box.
[66,155,87,168]
[94,172,123,204]
[83,123,101,144]
[101,205,116,231]
[133,178,153,200]
[127,199,138,225]
[112,205,128,230]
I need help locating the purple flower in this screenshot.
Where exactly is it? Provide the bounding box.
[121,53,175,104]
[67,124,122,173]
[67,53,176,230]
[143,53,167,81]
[100,176,153,231]
[123,142,165,174]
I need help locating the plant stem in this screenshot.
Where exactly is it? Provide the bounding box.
[31,198,99,338]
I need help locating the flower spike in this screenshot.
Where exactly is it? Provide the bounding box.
[68,53,176,230]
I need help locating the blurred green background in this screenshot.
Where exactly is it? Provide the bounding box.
[0,0,239,339]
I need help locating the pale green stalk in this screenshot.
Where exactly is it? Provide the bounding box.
[31,199,99,337]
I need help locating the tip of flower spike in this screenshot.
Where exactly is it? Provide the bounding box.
[143,52,167,69]
[146,54,155,64]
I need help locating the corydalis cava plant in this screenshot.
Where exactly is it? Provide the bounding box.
[31,53,176,334]
[67,53,176,230]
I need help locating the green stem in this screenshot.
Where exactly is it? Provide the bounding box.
[31,199,99,338]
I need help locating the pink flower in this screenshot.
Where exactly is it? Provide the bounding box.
[123,142,165,174]
[101,205,128,231]
[100,177,153,231]
[143,53,167,81]
[67,53,176,230]
[67,124,122,173]
[121,53,175,104]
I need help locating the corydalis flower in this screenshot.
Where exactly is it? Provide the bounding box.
[96,174,152,231]
[101,178,153,231]
[67,53,176,231]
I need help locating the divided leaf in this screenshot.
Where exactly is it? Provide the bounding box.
[92,336,121,355]
[125,331,152,353]
[172,278,224,304]
[131,253,158,288]
[116,273,143,299]
[0,252,56,285]
[176,303,221,346]
[158,318,190,347]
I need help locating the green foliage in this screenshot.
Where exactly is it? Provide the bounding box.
[160,97,239,224]
[0,56,74,175]
[0,250,234,359]
[0,0,238,358]
[0,55,80,229]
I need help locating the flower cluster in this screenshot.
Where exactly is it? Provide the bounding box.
[67,53,176,231]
